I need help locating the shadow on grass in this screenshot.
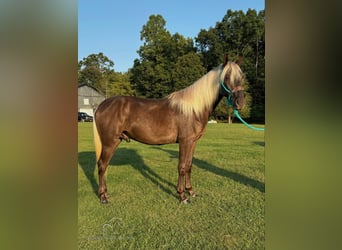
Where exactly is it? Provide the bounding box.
[78,151,98,196]
[253,141,265,147]
[78,149,178,200]
[153,147,265,193]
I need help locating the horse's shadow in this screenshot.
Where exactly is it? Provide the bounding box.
[253,141,265,147]
[78,151,98,196]
[78,145,265,201]
[78,148,177,199]
[152,147,265,193]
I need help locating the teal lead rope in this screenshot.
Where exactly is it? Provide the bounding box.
[233,109,265,131]
[219,65,265,131]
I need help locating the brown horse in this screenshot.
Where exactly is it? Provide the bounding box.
[93,54,245,204]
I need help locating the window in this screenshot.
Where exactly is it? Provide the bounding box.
[83,98,89,105]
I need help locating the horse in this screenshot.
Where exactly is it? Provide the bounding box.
[93,54,245,204]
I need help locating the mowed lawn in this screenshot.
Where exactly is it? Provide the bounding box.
[78,122,265,249]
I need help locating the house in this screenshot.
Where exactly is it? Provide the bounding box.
[78,84,105,116]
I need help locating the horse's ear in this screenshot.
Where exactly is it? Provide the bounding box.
[236,55,244,66]
[223,53,229,67]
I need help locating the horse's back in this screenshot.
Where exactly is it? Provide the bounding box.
[95,96,168,117]
[94,96,179,145]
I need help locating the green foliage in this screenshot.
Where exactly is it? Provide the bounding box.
[172,52,206,90]
[78,123,264,249]
[131,58,170,98]
[79,52,114,73]
[131,15,172,98]
[196,28,223,72]
[78,52,134,97]
[78,65,103,89]
[78,52,115,94]
[106,72,135,97]
[131,15,204,98]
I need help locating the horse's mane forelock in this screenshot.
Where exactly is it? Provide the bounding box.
[167,62,242,118]
[220,62,243,88]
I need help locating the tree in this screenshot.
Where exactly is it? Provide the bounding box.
[78,65,103,88]
[131,15,172,98]
[78,52,115,93]
[196,28,223,72]
[172,52,206,91]
[106,71,135,97]
[131,15,203,98]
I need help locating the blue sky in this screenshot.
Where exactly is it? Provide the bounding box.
[78,0,264,72]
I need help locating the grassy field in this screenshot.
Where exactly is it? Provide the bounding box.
[78,122,265,249]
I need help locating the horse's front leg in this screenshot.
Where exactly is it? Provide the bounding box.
[177,167,187,203]
[177,141,195,204]
[185,142,197,198]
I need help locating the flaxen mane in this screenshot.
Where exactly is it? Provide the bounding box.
[167,62,242,117]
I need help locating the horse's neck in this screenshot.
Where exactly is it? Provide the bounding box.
[200,88,223,120]
[212,93,224,112]
[197,93,222,125]
[207,67,222,113]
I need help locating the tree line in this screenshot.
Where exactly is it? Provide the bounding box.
[78,9,265,123]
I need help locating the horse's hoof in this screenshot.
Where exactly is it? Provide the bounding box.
[187,189,196,198]
[190,193,196,198]
[101,199,108,204]
[100,197,109,204]
[181,199,190,204]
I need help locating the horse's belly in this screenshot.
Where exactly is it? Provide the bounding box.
[127,129,178,145]
[131,134,177,145]
[125,118,178,145]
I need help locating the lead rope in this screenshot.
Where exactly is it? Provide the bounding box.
[219,65,265,131]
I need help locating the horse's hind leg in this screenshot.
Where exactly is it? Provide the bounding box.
[98,139,121,204]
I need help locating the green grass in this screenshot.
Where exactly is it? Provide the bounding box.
[78,122,265,249]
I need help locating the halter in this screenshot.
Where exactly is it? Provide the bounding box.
[219,65,265,131]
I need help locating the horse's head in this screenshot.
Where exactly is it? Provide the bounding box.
[220,54,245,110]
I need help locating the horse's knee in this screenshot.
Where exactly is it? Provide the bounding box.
[178,168,186,176]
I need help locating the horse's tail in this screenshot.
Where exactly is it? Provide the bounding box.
[93,114,102,162]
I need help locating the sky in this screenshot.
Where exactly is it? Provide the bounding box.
[78,0,264,73]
